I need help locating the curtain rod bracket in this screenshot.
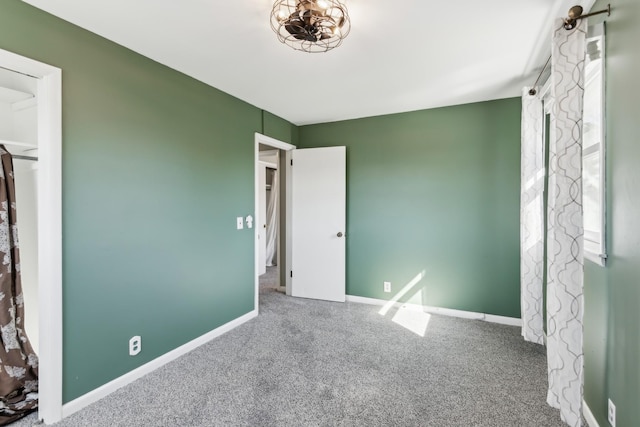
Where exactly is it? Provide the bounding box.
[564,3,611,30]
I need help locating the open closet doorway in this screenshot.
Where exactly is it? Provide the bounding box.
[0,48,62,424]
[254,133,295,311]
[0,66,39,352]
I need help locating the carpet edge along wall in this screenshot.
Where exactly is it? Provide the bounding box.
[0,0,297,402]
[298,98,522,318]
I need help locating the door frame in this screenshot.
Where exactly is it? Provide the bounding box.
[256,160,272,277]
[0,49,63,423]
[254,133,295,311]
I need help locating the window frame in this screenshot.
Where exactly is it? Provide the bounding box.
[582,23,607,267]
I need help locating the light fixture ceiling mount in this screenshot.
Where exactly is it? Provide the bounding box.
[270,0,351,53]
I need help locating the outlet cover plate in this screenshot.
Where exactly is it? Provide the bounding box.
[129,335,141,356]
[608,398,616,427]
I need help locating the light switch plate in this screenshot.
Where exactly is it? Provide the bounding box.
[237,217,244,230]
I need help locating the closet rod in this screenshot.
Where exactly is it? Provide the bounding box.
[13,155,38,161]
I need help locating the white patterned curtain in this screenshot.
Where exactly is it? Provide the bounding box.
[546,18,586,427]
[520,88,545,345]
[265,169,278,267]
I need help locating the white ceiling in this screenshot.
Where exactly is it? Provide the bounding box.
[22,0,595,125]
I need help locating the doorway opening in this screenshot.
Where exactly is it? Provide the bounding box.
[0,48,62,424]
[258,148,281,295]
[253,134,348,307]
[253,133,295,312]
[0,66,39,353]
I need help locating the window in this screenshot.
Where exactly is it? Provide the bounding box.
[582,23,606,266]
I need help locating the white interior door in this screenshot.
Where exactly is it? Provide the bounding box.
[258,164,267,276]
[291,146,346,302]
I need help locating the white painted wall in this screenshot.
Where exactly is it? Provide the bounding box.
[12,99,38,145]
[0,67,37,145]
[0,102,12,139]
[14,158,39,353]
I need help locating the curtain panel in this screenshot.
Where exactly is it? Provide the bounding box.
[265,169,279,267]
[0,146,38,425]
[546,18,587,427]
[520,88,546,345]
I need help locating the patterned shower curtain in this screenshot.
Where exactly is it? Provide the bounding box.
[0,146,38,425]
[546,18,586,427]
[520,87,545,345]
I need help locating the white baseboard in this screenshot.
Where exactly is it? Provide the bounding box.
[583,399,601,427]
[346,295,522,327]
[62,309,258,419]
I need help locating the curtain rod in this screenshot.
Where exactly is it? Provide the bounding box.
[528,56,551,96]
[13,155,38,161]
[528,4,611,96]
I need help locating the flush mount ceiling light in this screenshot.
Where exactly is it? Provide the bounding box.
[270,0,351,53]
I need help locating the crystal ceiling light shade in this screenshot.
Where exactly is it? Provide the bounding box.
[270,0,351,53]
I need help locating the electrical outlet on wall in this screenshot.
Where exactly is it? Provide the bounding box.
[608,398,616,426]
[129,336,141,356]
[383,281,391,293]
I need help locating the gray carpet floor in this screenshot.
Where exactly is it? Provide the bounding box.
[13,285,566,427]
[259,266,280,294]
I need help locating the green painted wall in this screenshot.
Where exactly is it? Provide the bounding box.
[583,1,640,425]
[263,111,296,145]
[0,0,296,402]
[584,262,609,423]
[298,99,522,318]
